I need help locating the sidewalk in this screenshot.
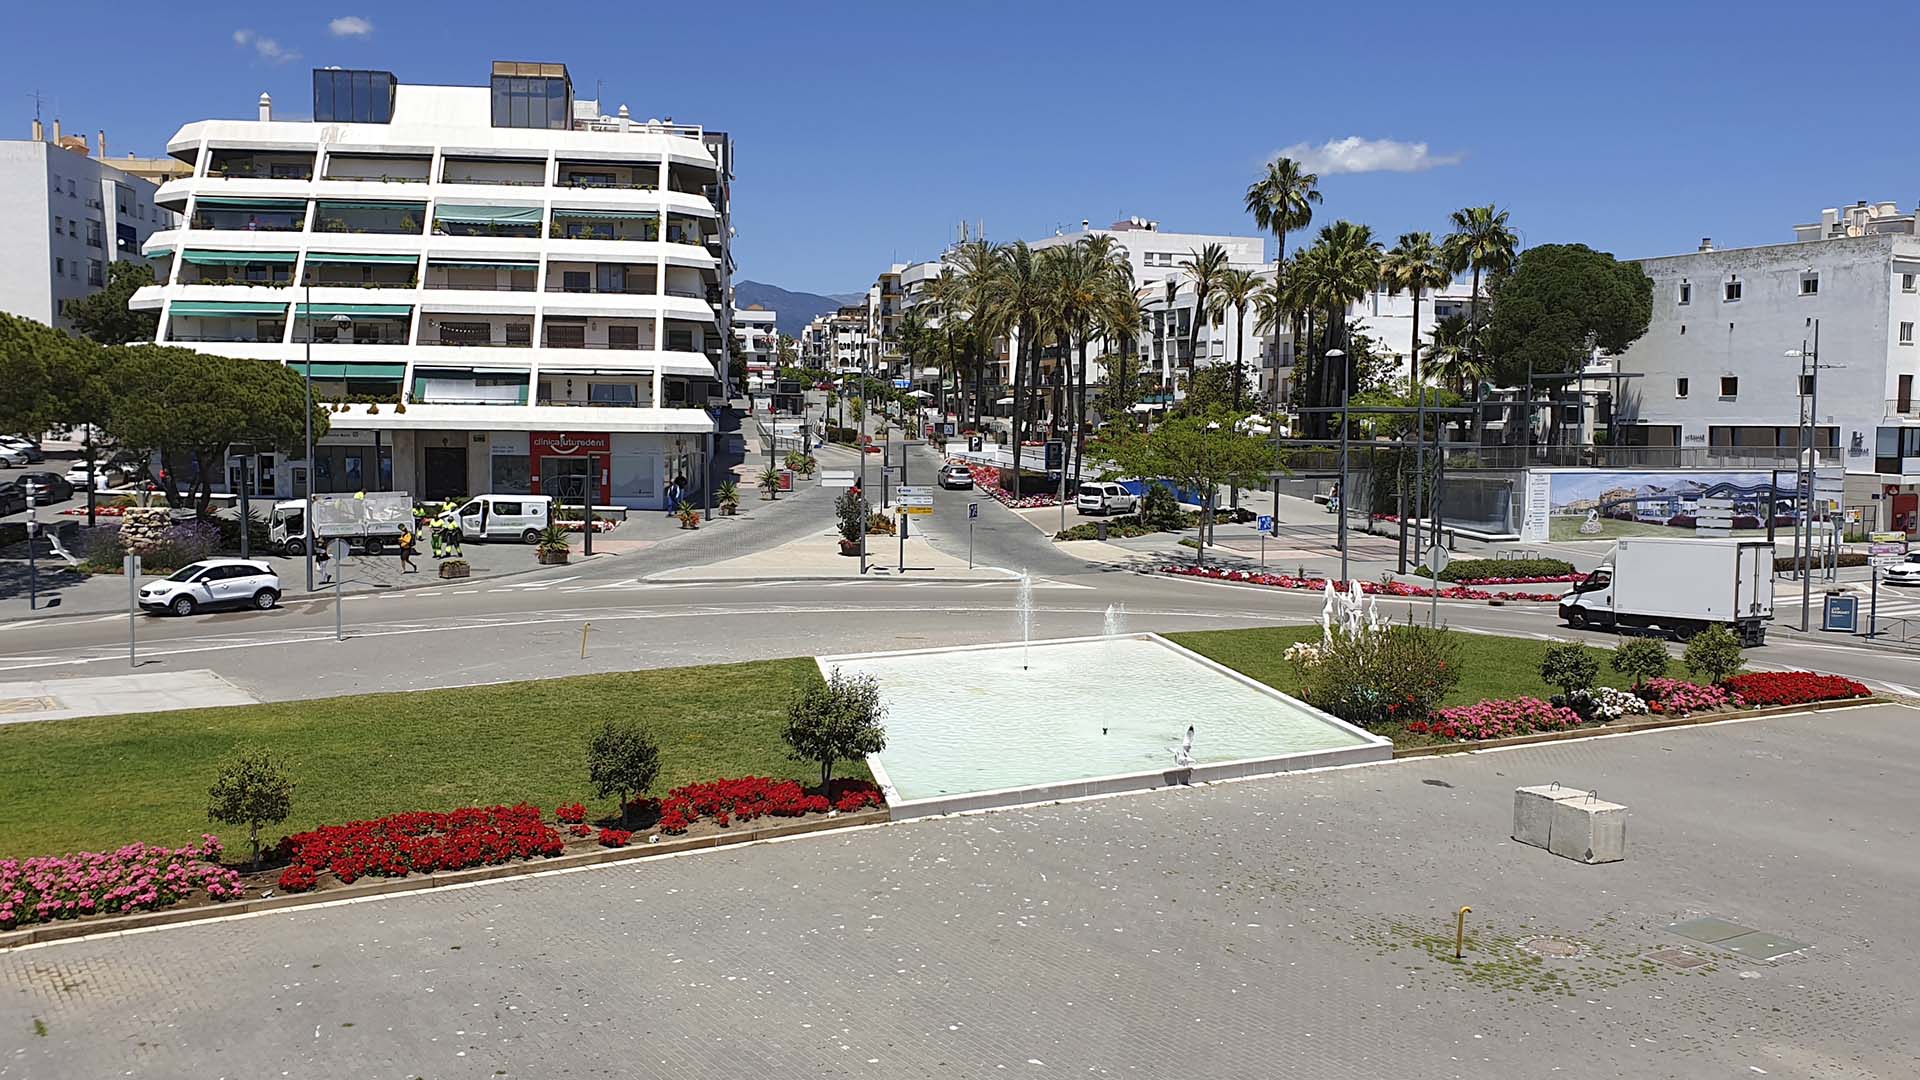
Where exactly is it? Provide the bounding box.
[648,524,1015,581]
[0,669,258,725]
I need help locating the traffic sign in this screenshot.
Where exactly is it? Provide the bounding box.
[968,502,979,520]
[892,378,911,389]
[1424,545,1450,573]
[1256,514,1273,533]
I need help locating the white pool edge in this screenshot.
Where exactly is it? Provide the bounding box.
[819,633,1393,820]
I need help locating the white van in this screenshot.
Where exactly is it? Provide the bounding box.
[455,494,553,543]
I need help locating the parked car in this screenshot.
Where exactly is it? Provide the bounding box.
[1076,481,1139,516]
[0,438,43,464]
[62,461,126,490]
[0,481,25,517]
[1884,552,1920,586]
[138,559,281,616]
[0,446,28,468]
[939,463,974,490]
[17,472,72,504]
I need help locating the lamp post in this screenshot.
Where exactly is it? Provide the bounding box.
[301,293,354,592]
[1785,319,1825,631]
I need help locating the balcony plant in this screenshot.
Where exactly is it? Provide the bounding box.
[534,523,571,564]
[758,465,782,501]
[717,481,740,516]
[676,500,701,530]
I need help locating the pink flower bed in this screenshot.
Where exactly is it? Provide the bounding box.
[965,463,1059,508]
[1158,564,1567,602]
[1454,574,1588,586]
[0,835,243,930]
[1409,697,1584,741]
[1639,678,1737,715]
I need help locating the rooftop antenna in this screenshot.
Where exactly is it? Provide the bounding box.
[28,89,44,124]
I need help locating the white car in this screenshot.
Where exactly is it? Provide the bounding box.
[939,463,974,490]
[1076,482,1139,516]
[0,446,27,468]
[63,462,126,490]
[138,559,281,616]
[1884,553,1920,586]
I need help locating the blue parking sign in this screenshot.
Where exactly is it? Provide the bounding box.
[968,502,979,520]
[1257,515,1274,532]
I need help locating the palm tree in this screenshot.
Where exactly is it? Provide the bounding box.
[988,241,1050,499]
[1177,243,1231,385]
[1040,238,1134,487]
[946,241,999,431]
[1378,231,1452,392]
[1297,222,1382,435]
[1443,205,1519,443]
[1244,157,1321,264]
[1095,289,1152,429]
[1207,268,1261,411]
[1426,315,1479,400]
[1252,270,1300,410]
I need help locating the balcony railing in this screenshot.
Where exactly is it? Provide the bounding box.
[558,177,657,191]
[542,340,650,351]
[535,397,651,408]
[440,174,545,187]
[424,280,537,292]
[422,338,532,348]
[292,335,409,346]
[166,333,284,343]
[412,395,527,406]
[550,283,657,295]
[1887,398,1917,417]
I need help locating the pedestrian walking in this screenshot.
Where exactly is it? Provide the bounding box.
[315,541,333,585]
[397,527,418,573]
[663,477,680,515]
[428,516,444,558]
[442,514,464,558]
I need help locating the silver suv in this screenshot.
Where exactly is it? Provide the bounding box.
[1076,482,1139,516]
[138,559,281,616]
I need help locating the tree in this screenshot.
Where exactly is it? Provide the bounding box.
[206,746,295,871]
[1682,625,1745,684]
[65,261,159,345]
[1611,638,1670,690]
[1539,642,1600,699]
[1207,268,1261,412]
[48,339,121,525]
[1244,156,1321,265]
[784,667,888,793]
[1379,232,1453,392]
[1443,205,1518,444]
[586,719,661,826]
[1172,364,1254,420]
[1178,243,1231,379]
[104,346,327,514]
[1095,413,1278,561]
[0,314,68,434]
[1293,223,1382,435]
[988,242,1050,498]
[1483,243,1653,388]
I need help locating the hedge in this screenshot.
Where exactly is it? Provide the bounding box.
[1422,557,1574,582]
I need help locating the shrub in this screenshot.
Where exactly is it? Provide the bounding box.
[141,519,222,570]
[1610,638,1670,689]
[1431,557,1574,583]
[1138,483,1183,530]
[1410,697,1583,741]
[74,525,126,568]
[586,720,661,826]
[784,668,888,791]
[0,836,242,930]
[1682,624,1745,684]
[1298,625,1462,729]
[206,747,295,871]
[867,511,896,535]
[1723,671,1869,707]
[1539,642,1600,698]
[834,489,866,544]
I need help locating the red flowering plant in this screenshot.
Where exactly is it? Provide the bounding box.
[274,804,564,892]
[1409,697,1584,742]
[1723,671,1868,708]
[597,828,632,848]
[652,777,882,834]
[1637,678,1737,715]
[1157,565,1567,603]
[555,802,587,824]
[568,824,593,838]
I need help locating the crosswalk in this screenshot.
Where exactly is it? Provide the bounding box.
[1859,587,1920,620]
[266,575,1093,601]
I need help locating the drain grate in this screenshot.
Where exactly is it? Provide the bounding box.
[1645,947,1713,970]
[1517,935,1587,958]
[1667,917,1809,962]
[0,696,57,715]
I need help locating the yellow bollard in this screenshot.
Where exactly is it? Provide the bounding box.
[580,621,591,659]
[1455,905,1472,959]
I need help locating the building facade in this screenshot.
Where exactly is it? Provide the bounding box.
[734,304,777,391]
[131,61,734,509]
[0,123,178,332]
[1612,208,1920,530]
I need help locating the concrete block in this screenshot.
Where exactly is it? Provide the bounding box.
[1547,796,1628,864]
[1512,785,1586,849]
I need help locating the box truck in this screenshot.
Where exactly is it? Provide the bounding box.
[1558,537,1774,645]
[269,492,414,556]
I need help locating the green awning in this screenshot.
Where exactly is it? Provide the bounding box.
[182,249,297,265]
[432,204,542,225]
[428,260,538,270]
[552,208,658,220]
[193,197,308,210]
[304,252,420,265]
[295,303,414,318]
[168,301,289,317]
[290,362,407,379]
[144,247,173,259]
[316,200,427,211]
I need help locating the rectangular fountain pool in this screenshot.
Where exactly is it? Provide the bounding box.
[821,633,1392,818]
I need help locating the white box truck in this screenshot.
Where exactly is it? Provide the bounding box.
[1558,537,1774,645]
[269,492,414,556]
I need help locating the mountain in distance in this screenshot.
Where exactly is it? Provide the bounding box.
[733,281,859,337]
[825,293,867,306]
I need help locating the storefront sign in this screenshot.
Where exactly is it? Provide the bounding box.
[532,431,611,455]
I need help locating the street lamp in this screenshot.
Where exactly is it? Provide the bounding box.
[1327,346,1349,586]
[301,289,353,591]
[1785,322,1826,630]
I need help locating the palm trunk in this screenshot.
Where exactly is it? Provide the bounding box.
[1469,266,1485,448]
[1010,319,1029,498]
[1073,332,1089,491]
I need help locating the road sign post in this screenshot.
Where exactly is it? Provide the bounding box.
[24,481,38,610]
[125,553,140,667]
[968,501,978,570]
[331,538,349,641]
[1424,544,1450,629]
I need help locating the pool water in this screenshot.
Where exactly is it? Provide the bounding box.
[823,634,1377,806]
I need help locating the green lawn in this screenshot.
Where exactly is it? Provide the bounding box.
[1168,626,1636,743]
[0,659,851,858]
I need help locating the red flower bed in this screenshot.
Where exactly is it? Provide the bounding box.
[1159,564,1567,602]
[656,777,883,834]
[567,823,593,838]
[274,804,564,892]
[1409,697,1584,741]
[1724,671,1869,708]
[963,463,1059,508]
[597,828,632,848]
[555,802,586,824]
[1455,574,1588,586]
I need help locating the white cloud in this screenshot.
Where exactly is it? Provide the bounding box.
[1272,136,1464,176]
[329,15,373,37]
[232,27,298,63]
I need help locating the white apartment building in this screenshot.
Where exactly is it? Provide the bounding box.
[131,61,733,508]
[1031,217,1264,288]
[0,123,178,332]
[827,306,868,372]
[1612,205,1920,530]
[734,304,777,390]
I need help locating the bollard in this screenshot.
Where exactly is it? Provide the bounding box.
[1455,905,1472,959]
[580,621,591,659]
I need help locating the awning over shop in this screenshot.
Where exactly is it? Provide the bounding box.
[432,204,542,225]
[182,249,297,265]
[193,197,308,210]
[288,362,408,379]
[294,303,414,318]
[552,208,658,220]
[304,252,420,265]
[167,301,289,317]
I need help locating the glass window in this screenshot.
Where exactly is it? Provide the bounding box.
[546,79,568,129]
[509,78,529,127]
[1675,378,1688,398]
[590,383,637,403]
[1720,376,1738,397]
[491,454,530,492]
[352,71,372,119]
[492,80,510,127]
[493,501,523,516]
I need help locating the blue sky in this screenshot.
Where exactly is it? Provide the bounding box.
[11,1,1919,295]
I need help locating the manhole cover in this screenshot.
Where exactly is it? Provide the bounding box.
[1645,947,1713,970]
[0,696,57,715]
[1517,935,1587,958]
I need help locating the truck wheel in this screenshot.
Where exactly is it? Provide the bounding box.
[1671,621,1701,642]
[282,538,305,556]
[364,537,385,556]
[1565,609,1586,628]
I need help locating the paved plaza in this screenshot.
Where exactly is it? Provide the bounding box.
[3,704,1916,1078]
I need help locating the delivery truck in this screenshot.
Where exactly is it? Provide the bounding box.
[1558,537,1774,645]
[269,492,414,556]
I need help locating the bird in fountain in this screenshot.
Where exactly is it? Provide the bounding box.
[1171,725,1195,768]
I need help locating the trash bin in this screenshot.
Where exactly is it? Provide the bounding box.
[1095,521,1109,541]
[1822,592,1858,633]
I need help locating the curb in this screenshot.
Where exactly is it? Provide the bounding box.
[0,807,889,951]
[1390,696,1887,758]
[641,573,1009,585]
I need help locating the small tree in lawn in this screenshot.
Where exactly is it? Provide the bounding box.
[1682,624,1745,685]
[1539,641,1599,700]
[784,667,888,795]
[206,746,295,871]
[587,719,660,826]
[1610,638,1670,690]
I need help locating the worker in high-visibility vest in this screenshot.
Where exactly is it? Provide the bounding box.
[442,513,463,558]
[428,515,445,558]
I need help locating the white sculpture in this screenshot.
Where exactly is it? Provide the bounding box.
[1320,581,1339,644]
[1171,725,1195,768]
